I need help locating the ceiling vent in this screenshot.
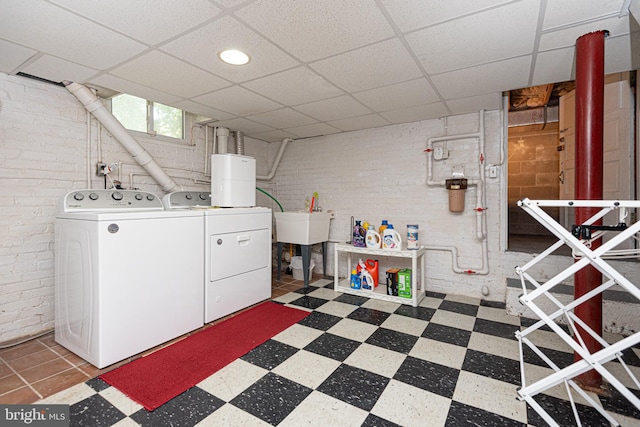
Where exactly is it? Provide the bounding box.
[16,72,64,87]
[508,105,558,128]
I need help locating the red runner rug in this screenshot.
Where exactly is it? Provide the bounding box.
[99,302,309,410]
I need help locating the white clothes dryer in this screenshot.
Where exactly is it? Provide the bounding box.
[55,189,204,368]
[163,191,272,323]
[203,206,272,322]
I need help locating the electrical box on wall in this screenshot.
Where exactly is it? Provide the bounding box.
[211,154,256,207]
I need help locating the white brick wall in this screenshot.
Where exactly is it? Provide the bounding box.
[268,109,640,330]
[0,73,269,342]
[1,72,638,343]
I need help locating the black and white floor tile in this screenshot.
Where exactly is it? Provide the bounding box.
[39,280,640,426]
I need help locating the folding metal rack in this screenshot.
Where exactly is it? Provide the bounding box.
[514,198,640,426]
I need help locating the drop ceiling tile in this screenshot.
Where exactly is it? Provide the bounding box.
[234,0,394,62]
[87,74,183,106]
[0,1,146,70]
[20,55,99,84]
[50,0,220,45]
[161,16,299,83]
[171,100,235,121]
[539,15,630,51]
[110,51,230,98]
[242,67,344,106]
[432,56,532,99]
[246,129,298,143]
[310,38,423,92]
[327,113,390,132]
[542,0,625,30]
[215,0,247,8]
[208,117,274,134]
[192,86,282,116]
[247,108,317,129]
[380,102,449,124]
[531,48,575,86]
[405,0,540,74]
[0,39,37,73]
[446,93,502,116]
[294,95,372,122]
[353,78,440,112]
[380,0,515,33]
[284,122,342,139]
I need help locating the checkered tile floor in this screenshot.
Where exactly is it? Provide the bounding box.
[39,279,640,426]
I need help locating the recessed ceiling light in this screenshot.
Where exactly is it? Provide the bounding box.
[218,49,250,65]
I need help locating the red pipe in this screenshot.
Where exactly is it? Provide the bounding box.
[574,30,608,389]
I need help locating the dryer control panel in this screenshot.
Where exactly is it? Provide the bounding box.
[62,190,164,212]
[162,191,211,209]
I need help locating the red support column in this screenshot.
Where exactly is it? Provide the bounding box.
[574,30,608,389]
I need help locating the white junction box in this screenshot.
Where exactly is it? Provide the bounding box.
[211,154,256,207]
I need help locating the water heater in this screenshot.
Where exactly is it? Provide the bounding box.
[211,154,256,207]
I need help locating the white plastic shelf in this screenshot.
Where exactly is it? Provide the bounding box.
[333,243,426,307]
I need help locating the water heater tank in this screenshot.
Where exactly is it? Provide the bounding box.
[211,154,256,207]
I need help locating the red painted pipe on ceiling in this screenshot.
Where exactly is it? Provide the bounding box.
[574,30,608,389]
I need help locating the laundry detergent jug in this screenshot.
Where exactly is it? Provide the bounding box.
[365,226,381,249]
[382,224,402,250]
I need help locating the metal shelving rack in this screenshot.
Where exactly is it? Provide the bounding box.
[515,198,640,426]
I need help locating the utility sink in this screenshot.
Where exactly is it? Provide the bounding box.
[275,211,335,245]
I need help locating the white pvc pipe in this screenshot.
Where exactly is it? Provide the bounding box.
[86,111,91,188]
[257,137,292,181]
[424,110,489,275]
[64,81,178,193]
[217,127,229,154]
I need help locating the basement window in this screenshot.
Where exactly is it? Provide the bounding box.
[111,94,184,140]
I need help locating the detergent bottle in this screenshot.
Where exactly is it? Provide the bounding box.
[350,269,361,289]
[382,224,402,250]
[379,219,389,236]
[365,225,381,249]
[361,270,374,291]
[352,220,366,247]
[365,259,379,288]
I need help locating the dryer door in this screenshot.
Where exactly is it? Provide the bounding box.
[209,228,270,281]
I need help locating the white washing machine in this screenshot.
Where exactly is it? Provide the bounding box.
[55,189,204,368]
[163,191,272,323]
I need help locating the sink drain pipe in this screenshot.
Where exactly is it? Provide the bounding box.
[64,81,178,193]
[257,138,293,181]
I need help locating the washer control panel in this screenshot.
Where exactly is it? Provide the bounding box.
[162,191,211,209]
[62,190,164,212]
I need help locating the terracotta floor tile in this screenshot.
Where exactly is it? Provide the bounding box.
[8,348,60,372]
[0,340,48,361]
[76,362,102,378]
[0,361,13,379]
[61,351,85,366]
[31,368,88,399]
[20,358,76,384]
[0,385,40,404]
[37,332,57,348]
[0,373,27,395]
